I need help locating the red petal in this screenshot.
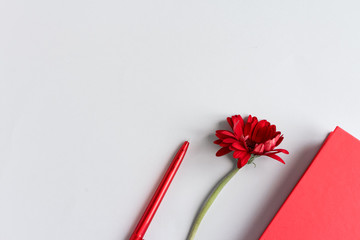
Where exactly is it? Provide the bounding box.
[227,115,243,129]
[273,134,281,142]
[243,115,251,136]
[266,154,285,164]
[244,116,258,138]
[223,138,237,144]
[215,130,236,139]
[233,150,247,158]
[232,141,247,151]
[227,117,234,128]
[276,135,284,146]
[219,142,230,147]
[233,121,243,139]
[213,139,232,148]
[216,147,232,156]
[252,120,268,143]
[229,146,236,151]
[253,143,265,154]
[265,124,276,141]
[233,115,244,128]
[237,153,252,168]
[271,148,289,154]
[264,139,276,152]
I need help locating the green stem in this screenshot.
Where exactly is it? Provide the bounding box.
[187,167,240,240]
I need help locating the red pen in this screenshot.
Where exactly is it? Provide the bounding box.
[129,141,189,240]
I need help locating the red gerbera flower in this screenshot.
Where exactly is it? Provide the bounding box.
[214,115,289,168]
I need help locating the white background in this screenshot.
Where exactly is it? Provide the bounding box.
[1,0,360,240]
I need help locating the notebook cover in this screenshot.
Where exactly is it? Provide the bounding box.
[260,126,360,240]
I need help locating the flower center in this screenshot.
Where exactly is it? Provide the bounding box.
[245,138,256,150]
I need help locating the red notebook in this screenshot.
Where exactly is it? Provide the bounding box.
[260,127,360,240]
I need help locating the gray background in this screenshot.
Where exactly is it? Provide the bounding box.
[1,0,360,239]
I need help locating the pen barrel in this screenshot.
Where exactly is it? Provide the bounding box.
[129,141,189,240]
